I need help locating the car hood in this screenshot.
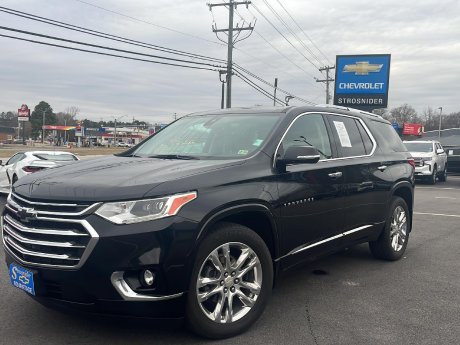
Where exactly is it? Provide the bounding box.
[13,155,244,202]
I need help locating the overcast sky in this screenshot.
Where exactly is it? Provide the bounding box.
[0,0,459,123]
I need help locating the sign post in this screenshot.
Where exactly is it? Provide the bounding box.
[17,104,30,145]
[334,54,391,111]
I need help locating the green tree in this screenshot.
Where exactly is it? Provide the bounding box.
[30,101,57,139]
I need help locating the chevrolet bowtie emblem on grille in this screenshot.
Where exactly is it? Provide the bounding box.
[343,61,383,75]
[17,207,38,222]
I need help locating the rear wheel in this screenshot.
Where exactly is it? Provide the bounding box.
[369,196,410,261]
[186,222,273,339]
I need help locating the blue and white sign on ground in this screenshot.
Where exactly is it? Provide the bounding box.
[334,54,391,110]
[9,263,35,295]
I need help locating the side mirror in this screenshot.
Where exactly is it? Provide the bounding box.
[277,145,320,168]
[436,148,444,154]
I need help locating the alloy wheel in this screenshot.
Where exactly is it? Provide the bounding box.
[196,242,262,323]
[390,206,407,251]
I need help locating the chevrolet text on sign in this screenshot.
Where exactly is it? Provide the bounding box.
[334,54,391,110]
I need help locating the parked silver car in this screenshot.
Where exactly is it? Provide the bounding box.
[403,140,448,184]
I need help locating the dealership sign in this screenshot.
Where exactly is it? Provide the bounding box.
[402,123,423,136]
[18,104,30,122]
[334,54,391,110]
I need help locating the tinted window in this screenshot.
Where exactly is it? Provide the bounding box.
[328,115,366,157]
[33,154,78,161]
[371,121,407,153]
[404,142,433,153]
[281,114,332,159]
[357,121,374,154]
[6,153,24,165]
[134,113,282,159]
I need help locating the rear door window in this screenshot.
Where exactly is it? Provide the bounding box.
[327,115,367,157]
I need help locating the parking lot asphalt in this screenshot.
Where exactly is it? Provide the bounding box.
[0,177,459,345]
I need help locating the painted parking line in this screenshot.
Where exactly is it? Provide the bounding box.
[416,187,460,191]
[435,196,457,200]
[414,212,460,218]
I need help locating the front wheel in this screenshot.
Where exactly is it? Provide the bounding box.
[186,222,273,339]
[428,166,437,185]
[369,196,410,261]
[439,165,447,182]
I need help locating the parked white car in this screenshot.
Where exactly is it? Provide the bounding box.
[403,140,448,184]
[0,151,79,193]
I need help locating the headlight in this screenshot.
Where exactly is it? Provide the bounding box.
[95,191,197,224]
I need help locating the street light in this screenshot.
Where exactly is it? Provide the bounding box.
[438,107,443,138]
[112,115,127,143]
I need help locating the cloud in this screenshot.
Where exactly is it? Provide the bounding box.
[0,0,459,123]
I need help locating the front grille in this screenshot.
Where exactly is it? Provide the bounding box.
[2,194,100,269]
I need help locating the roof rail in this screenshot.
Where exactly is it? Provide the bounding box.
[315,104,383,119]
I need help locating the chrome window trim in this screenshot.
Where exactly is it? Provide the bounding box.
[111,271,184,301]
[273,111,377,168]
[274,224,374,262]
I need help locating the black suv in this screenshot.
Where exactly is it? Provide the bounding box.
[3,106,414,338]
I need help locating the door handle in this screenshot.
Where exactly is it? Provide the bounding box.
[377,165,387,172]
[328,171,342,179]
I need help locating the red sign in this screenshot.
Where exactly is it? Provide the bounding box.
[402,123,423,136]
[18,104,30,121]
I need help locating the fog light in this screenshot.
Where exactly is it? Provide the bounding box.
[142,270,155,286]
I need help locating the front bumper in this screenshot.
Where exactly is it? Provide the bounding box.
[3,207,199,318]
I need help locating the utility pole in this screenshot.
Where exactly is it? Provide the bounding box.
[208,1,255,108]
[273,78,278,106]
[315,65,335,104]
[438,106,443,138]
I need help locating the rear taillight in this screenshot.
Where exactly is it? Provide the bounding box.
[408,158,415,169]
[22,166,46,173]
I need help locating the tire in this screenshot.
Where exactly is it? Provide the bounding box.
[186,222,273,339]
[438,165,447,182]
[369,196,410,261]
[428,165,437,185]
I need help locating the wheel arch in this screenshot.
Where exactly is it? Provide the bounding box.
[391,182,414,231]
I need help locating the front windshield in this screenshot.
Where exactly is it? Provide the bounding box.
[404,142,433,153]
[133,113,282,159]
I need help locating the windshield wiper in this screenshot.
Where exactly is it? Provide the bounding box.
[148,154,200,160]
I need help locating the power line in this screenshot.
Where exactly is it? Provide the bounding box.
[274,0,333,65]
[0,33,220,72]
[234,71,285,105]
[251,3,322,72]
[260,0,323,67]
[233,63,316,105]
[0,6,225,64]
[74,0,225,47]
[233,9,320,83]
[0,25,226,69]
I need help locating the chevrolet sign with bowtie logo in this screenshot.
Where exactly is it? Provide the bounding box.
[334,54,391,110]
[343,61,384,75]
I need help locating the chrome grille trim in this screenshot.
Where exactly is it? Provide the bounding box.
[8,193,102,217]
[4,214,88,237]
[2,195,99,270]
[4,236,79,261]
[3,224,86,248]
